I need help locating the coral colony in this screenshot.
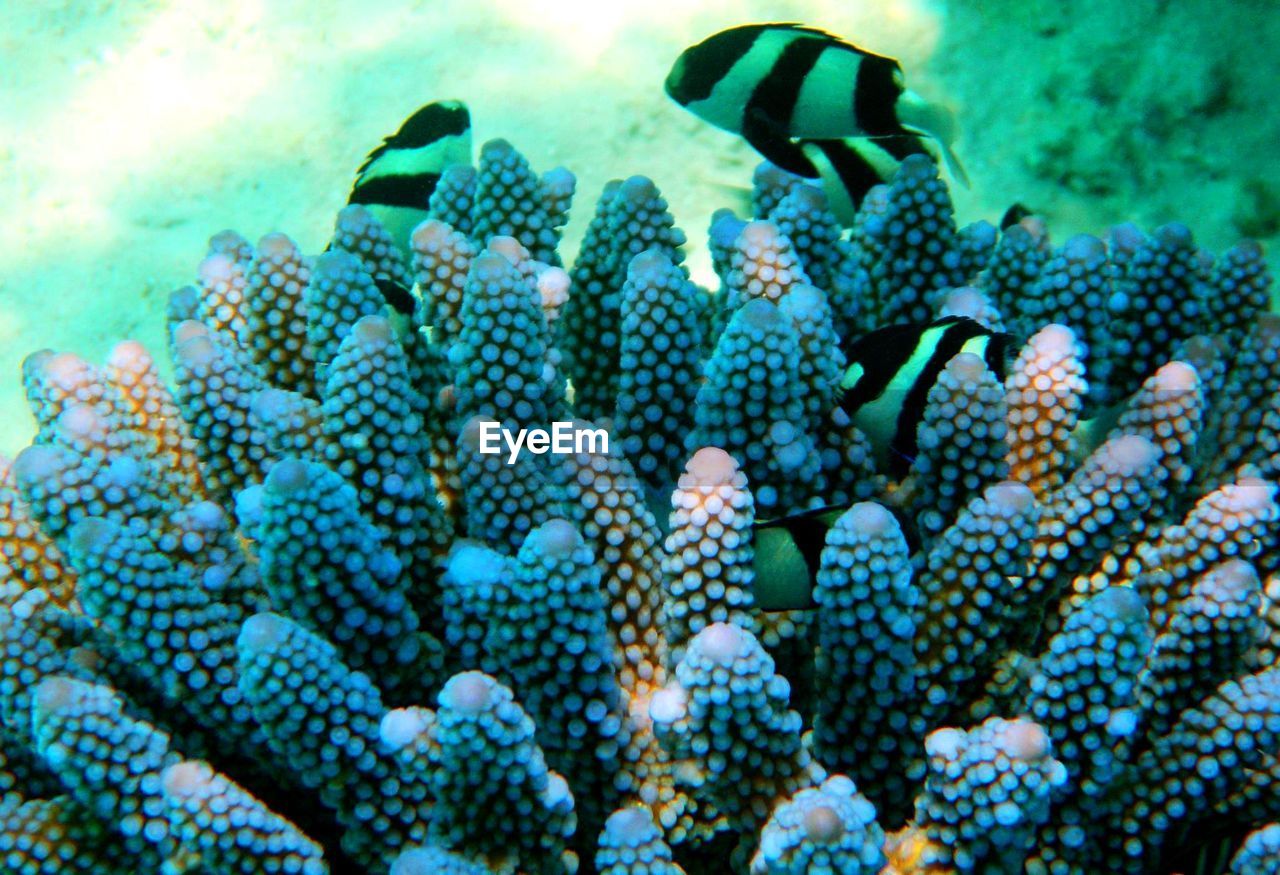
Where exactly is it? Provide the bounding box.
[2,120,1280,875]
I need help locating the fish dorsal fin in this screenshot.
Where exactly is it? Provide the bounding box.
[760,22,899,62]
[354,100,471,182]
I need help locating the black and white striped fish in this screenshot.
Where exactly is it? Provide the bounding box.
[665,23,967,194]
[748,317,1011,613]
[348,100,472,259]
[837,316,1014,477]
[340,100,471,313]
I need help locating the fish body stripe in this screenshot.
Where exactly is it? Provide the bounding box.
[889,322,992,475]
[745,36,832,136]
[352,131,470,195]
[791,46,863,136]
[840,320,951,464]
[800,139,882,222]
[853,53,907,136]
[350,100,471,211]
[666,24,770,105]
[981,331,1014,376]
[753,505,847,610]
[342,101,473,315]
[347,100,472,265]
[684,31,795,133]
[1000,202,1033,229]
[785,510,840,580]
[349,172,442,210]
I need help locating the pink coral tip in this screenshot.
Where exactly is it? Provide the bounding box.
[487,236,529,265]
[379,707,433,750]
[804,805,845,843]
[698,622,742,664]
[250,388,290,422]
[11,444,59,487]
[443,671,493,713]
[351,314,393,345]
[648,686,688,725]
[410,218,453,250]
[1223,477,1275,514]
[1152,361,1198,394]
[56,404,101,439]
[162,761,213,798]
[1099,435,1158,476]
[255,232,297,260]
[524,519,582,559]
[106,340,152,373]
[925,727,965,759]
[1030,324,1077,359]
[1199,559,1259,601]
[33,676,90,717]
[998,719,1051,761]
[986,481,1036,515]
[335,202,374,229]
[738,219,781,251]
[471,252,515,284]
[846,502,896,536]
[683,447,739,487]
[941,286,991,318]
[41,352,92,392]
[779,284,825,318]
[946,351,988,383]
[174,332,217,367]
[198,253,237,284]
[628,249,673,279]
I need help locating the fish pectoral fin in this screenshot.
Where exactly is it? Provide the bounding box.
[742,108,820,178]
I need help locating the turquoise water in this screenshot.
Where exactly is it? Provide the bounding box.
[2,0,1276,454]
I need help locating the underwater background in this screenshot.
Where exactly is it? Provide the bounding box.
[2,0,1277,455]
[3,1,1280,874]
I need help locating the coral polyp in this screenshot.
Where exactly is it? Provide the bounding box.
[1,126,1278,875]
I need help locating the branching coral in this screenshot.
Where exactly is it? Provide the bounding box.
[1,127,1277,875]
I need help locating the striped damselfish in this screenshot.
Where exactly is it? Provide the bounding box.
[837,316,1013,477]
[665,22,968,215]
[751,316,1013,611]
[345,100,472,311]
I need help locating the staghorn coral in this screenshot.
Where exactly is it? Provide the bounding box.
[0,127,1277,875]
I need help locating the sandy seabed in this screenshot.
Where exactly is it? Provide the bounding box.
[1,0,1276,456]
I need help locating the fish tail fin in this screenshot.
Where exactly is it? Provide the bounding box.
[937,139,970,189]
[896,91,969,188]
